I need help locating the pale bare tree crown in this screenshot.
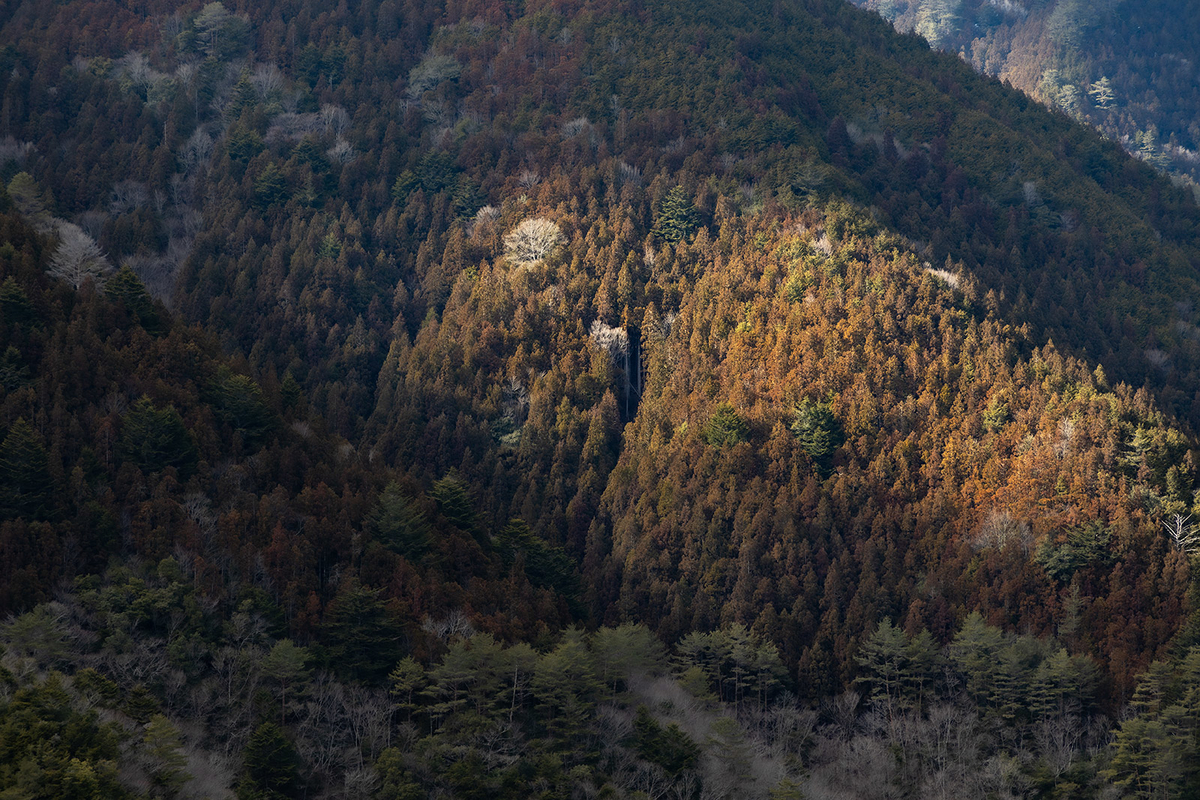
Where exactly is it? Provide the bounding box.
[503,217,564,268]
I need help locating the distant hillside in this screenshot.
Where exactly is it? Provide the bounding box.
[851,0,1200,188]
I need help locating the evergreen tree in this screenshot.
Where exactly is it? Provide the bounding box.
[105,266,163,334]
[369,483,431,561]
[430,473,478,534]
[238,722,300,800]
[855,618,910,717]
[652,186,700,244]
[0,277,35,326]
[791,398,842,473]
[0,675,130,799]
[118,398,198,477]
[142,714,191,798]
[208,367,277,446]
[1089,76,1115,108]
[388,657,426,722]
[0,346,29,390]
[320,582,402,684]
[254,163,289,210]
[0,418,54,519]
[630,706,699,777]
[703,403,748,447]
[261,640,310,725]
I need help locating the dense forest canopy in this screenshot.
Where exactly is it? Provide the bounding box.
[3,0,1200,796]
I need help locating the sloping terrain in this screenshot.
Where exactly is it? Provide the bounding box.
[853,0,1200,185]
[2,0,1200,796]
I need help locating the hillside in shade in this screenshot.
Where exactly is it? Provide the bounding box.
[851,0,1200,187]
[3,0,1200,796]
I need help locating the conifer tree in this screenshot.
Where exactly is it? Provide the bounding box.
[118,398,198,477]
[239,722,301,799]
[652,186,700,244]
[369,483,431,560]
[142,714,191,798]
[0,418,53,519]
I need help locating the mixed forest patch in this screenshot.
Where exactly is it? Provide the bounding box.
[3,0,1200,796]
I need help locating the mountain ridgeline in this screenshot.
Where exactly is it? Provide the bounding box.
[3,0,1200,796]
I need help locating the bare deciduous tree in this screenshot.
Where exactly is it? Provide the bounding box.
[320,104,351,136]
[180,129,215,173]
[327,137,356,164]
[48,223,113,289]
[589,320,629,360]
[251,63,284,99]
[1163,513,1199,554]
[422,609,476,642]
[0,137,34,166]
[973,509,1033,553]
[503,217,564,268]
[110,180,149,214]
[518,168,541,188]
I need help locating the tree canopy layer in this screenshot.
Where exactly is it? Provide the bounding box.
[3,0,1200,796]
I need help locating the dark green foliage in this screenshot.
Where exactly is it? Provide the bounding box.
[295,44,322,87]
[0,418,53,519]
[374,749,425,800]
[71,669,119,708]
[981,394,1010,433]
[0,345,29,389]
[290,138,328,172]
[1107,649,1200,796]
[315,233,341,260]
[226,127,264,162]
[652,186,700,244]
[320,582,402,684]
[703,403,748,447]
[790,398,842,472]
[124,684,159,723]
[239,722,301,800]
[181,2,251,60]
[630,706,700,777]
[322,43,346,86]
[105,266,162,334]
[0,277,34,326]
[495,519,579,600]
[855,619,939,715]
[430,473,478,534]
[391,170,420,205]
[416,152,458,194]
[143,714,191,796]
[261,640,310,725]
[279,372,301,410]
[228,74,258,116]
[254,163,289,210]
[532,630,601,746]
[118,397,198,477]
[208,367,277,445]
[675,625,787,709]
[369,483,432,561]
[1034,521,1115,582]
[451,175,482,218]
[0,674,130,799]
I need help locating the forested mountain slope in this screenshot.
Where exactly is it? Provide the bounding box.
[852,0,1200,187]
[3,0,1200,796]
